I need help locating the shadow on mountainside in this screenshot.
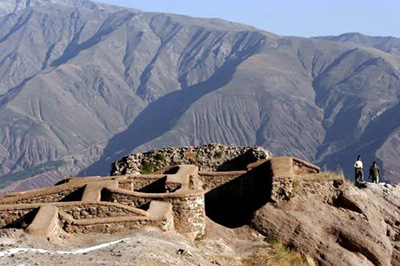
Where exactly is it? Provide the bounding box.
[80,43,263,176]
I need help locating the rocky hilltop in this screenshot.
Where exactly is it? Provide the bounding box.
[0,146,399,265]
[252,177,400,266]
[1,0,400,193]
[111,143,271,175]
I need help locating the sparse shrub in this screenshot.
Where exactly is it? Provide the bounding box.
[264,235,279,245]
[297,171,345,182]
[215,151,223,158]
[141,161,157,174]
[293,180,300,192]
[242,237,313,266]
[155,153,165,161]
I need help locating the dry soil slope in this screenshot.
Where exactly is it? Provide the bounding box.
[1,0,400,192]
[88,35,400,183]
[0,0,275,190]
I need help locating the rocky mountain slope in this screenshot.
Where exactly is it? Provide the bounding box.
[0,0,400,192]
[315,32,400,56]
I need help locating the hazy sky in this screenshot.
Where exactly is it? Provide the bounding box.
[96,0,399,37]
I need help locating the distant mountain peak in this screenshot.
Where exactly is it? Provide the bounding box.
[314,32,400,56]
[0,0,132,16]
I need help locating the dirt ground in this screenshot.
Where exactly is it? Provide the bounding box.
[0,219,270,266]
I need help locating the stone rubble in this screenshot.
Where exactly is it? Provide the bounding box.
[110,144,272,175]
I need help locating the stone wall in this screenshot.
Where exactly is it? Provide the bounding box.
[271,178,294,202]
[198,171,246,191]
[169,195,205,239]
[0,153,326,242]
[102,189,205,239]
[1,187,84,205]
[60,218,170,235]
[59,203,145,220]
[111,144,271,175]
[0,207,38,229]
[58,201,174,235]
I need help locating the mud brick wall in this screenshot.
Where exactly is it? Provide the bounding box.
[60,204,143,220]
[0,208,38,229]
[48,218,60,240]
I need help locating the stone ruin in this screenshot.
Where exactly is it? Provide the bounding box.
[0,151,320,241]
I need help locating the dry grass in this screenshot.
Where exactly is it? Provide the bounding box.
[185,152,196,158]
[242,239,315,266]
[296,171,345,182]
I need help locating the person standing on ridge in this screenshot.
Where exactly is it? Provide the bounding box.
[354,155,364,182]
[369,161,380,184]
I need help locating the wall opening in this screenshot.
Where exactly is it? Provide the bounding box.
[58,187,85,202]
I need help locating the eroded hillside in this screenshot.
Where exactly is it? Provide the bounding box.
[1,0,400,193]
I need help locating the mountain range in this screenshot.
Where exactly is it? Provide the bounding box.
[0,0,400,193]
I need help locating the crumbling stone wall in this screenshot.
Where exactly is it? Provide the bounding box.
[198,171,246,191]
[111,144,271,175]
[58,202,174,235]
[102,189,205,239]
[2,187,84,205]
[1,152,326,242]
[271,178,294,202]
[60,218,171,235]
[60,203,144,220]
[0,207,38,229]
[169,195,205,239]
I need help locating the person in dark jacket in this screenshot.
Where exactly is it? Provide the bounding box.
[369,161,380,184]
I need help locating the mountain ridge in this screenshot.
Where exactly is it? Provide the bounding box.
[0,0,399,194]
[315,32,400,56]
[0,0,132,15]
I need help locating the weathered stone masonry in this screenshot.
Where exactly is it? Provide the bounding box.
[0,155,319,241]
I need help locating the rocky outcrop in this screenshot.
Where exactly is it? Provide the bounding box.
[1,150,400,265]
[110,144,271,175]
[250,180,400,266]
